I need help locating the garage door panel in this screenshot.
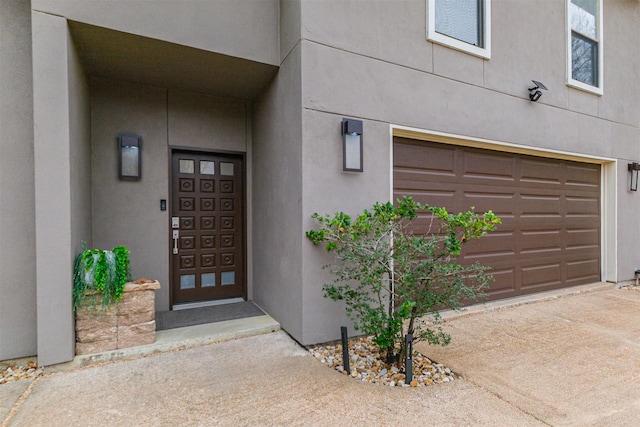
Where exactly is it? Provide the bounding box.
[519,251,565,264]
[520,194,562,216]
[395,188,456,200]
[520,230,562,254]
[566,164,600,186]
[521,263,562,290]
[564,246,600,260]
[463,231,515,255]
[566,196,599,215]
[463,249,517,263]
[520,160,564,186]
[463,152,515,181]
[462,192,515,215]
[564,219,600,234]
[567,259,600,281]
[485,269,517,294]
[393,141,455,174]
[396,192,456,214]
[517,219,566,232]
[566,228,599,248]
[394,169,457,184]
[393,138,601,302]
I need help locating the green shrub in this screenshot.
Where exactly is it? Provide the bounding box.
[73,244,132,312]
[306,196,500,368]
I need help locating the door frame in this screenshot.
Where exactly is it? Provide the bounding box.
[168,146,248,308]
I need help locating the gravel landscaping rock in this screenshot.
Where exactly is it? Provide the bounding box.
[310,335,456,387]
[0,361,43,385]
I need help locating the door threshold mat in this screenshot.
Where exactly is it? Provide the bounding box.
[156,301,265,331]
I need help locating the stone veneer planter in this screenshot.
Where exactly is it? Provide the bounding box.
[75,280,161,355]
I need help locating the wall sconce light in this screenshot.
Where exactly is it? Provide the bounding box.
[629,162,640,191]
[342,118,363,172]
[528,80,548,102]
[118,134,142,180]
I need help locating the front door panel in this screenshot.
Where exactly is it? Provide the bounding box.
[171,151,245,304]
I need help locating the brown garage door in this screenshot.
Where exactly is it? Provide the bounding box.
[393,137,601,301]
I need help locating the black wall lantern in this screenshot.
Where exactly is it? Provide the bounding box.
[629,162,640,191]
[118,134,142,180]
[342,118,363,172]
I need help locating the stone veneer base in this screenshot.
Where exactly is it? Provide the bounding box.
[75,281,161,355]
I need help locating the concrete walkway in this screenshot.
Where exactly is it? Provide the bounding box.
[2,285,639,426]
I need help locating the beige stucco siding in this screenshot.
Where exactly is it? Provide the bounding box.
[0,0,37,360]
[168,91,247,152]
[252,42,304,341]
[91,79,170,311]
[300,40,622,160]
[32,0,280,67]
[68,24,92,270]
[301,0,640,128]
[300,109,391,344]
[301,0,432,75]
[32,10,90,365]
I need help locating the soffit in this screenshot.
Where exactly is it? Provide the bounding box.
[68,21,278,100]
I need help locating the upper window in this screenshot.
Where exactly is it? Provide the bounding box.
[427,0,491,59]
[567,0,603,94]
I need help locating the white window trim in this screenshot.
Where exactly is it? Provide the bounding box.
[566,0,603,95]
[426,0,491,59]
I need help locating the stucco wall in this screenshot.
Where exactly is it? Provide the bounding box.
[68,26,92,264]
[252,43,304,341]
[300,39,622,159]
[91,79,248,311]
[0,0,37,360]
[301,0,640,129]
[300,110,391,344]
[91,79,169,310]
[32,10,91,365]
[168,91,247,152]
[280,0,301,64]
[296,0,640,344]
[31,0,279,66]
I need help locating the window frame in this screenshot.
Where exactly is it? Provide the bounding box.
[566,0,603,95]
[427,0,491,59]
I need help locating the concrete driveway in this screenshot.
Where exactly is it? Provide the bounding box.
[420,286,640,426]
[2,285,638,426]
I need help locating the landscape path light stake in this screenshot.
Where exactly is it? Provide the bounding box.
[405,333,413,383]
[341,326,350,375]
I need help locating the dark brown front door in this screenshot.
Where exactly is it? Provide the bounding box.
[171,150,245,304]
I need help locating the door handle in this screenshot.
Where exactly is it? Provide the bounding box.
[173,230,179,254]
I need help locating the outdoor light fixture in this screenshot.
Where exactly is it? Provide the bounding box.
[118,134,142,180]
[528,80,548,102]
[629,162,640,191]
[342,118,363,172]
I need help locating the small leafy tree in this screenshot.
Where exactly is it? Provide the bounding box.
[306,196,500,369]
